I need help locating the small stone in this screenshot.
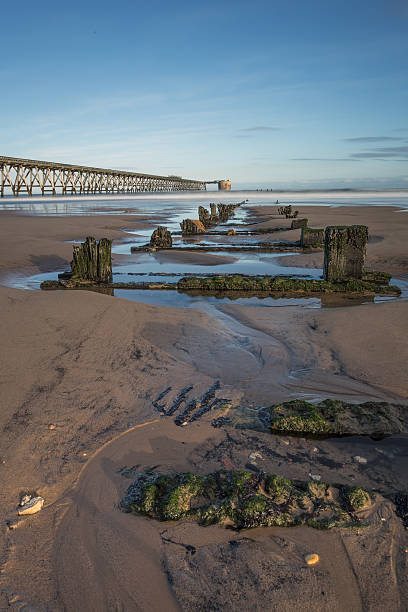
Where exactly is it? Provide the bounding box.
[227,229,236,236]
[305,553,319,565]
[281,440,290,446]
[83,452,87,457]
[312,447,319,452]
[249,451,263,461]
[353,456,368,464]
[20,494,31,507]
[309,473,321,481]
[18,497,44,515]
[48,424,56,430]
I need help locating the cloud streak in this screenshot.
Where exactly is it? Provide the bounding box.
[351,145,408,159]
[292,157,360,162]
[241,126,282,132]
[344,136,405,143]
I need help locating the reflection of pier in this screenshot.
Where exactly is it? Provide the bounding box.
[0,156,229,196]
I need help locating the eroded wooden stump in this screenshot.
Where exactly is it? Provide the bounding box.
[150,226,172,248]
[323,225,368,281]
[301,227,324,248]
[71,236,112,282]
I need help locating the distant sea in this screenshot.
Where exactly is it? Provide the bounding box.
[0,189,407,216]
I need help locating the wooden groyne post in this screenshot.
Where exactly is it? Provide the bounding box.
[71,237,112,282]
[323,225,368,281]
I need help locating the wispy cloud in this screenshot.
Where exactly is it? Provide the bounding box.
[351,145,408,159]
[241,126,282,132]
[292,158,360,162]
[344,136,405,143]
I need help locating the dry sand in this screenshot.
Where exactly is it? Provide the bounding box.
[0,204,408,610]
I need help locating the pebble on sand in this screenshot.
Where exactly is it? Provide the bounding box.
[18,497,44,516]
[353,456,368,464]
[48,424,56,430]
[305,553,319,565]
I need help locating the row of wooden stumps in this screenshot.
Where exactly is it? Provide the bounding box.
[149,201,245,248]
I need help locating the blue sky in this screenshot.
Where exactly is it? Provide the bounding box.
[1,0,407,188]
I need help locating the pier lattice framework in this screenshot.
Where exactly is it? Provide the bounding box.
[0,156,212,196]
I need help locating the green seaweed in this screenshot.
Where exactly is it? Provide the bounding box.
[270,400,330,435]
[121,469,371,531]
[264,397,406,438]
[176,275,400,296]
[342,487,371,512]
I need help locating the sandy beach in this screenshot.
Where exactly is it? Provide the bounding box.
[1,202,408,610]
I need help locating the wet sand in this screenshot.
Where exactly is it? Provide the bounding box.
[1,204,408,610]
[247,205,408,278]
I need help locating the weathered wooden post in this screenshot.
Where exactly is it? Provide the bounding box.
[198,206,211,228]
[210,203,218,224]
[180,219,205,234]
[323,225,368,281]
[291,218,308,229]
[150,226,172,248]
[301,227,324,248]
[98,238,113,282]
[71,236,112,282]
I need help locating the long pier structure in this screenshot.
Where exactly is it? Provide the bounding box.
[0,156,225,196]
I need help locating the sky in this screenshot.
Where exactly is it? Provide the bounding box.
[1,0,407,189]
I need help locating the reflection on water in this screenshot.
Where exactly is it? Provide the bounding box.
[1,190,407,216]
[113,251,320,279]
[114,289,322,310]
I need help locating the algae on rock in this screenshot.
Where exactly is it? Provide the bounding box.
[176,274,400,296]
[121,469,372,530]
[265,398,408,438]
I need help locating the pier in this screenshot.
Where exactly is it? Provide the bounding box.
[0,156,227,196]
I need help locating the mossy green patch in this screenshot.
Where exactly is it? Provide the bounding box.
[265,398,407,438]
[270,400,330,435]
[342,487,371,512]
[121,469,371,530]
[176,275,400,296]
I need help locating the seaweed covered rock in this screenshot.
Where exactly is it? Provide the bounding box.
[176,274,400,296]
[180,219,205,235]
[323,225,368,281]
[291,218,308,230]
[265,398,408,438]
[120,469,372,530]
[362,270,392,285]
[71,236,112,283]
[301,227,324,248]
[150,226,172,249]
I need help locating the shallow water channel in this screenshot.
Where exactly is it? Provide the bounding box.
[4,201,408,311]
